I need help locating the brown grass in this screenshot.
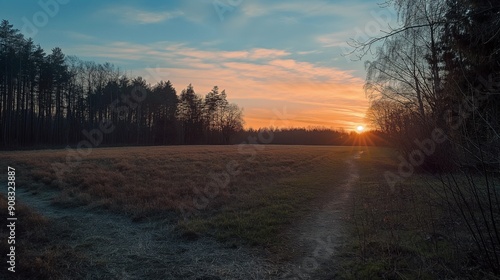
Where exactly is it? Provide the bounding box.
[1,146,356,219]
[4,145,495,279]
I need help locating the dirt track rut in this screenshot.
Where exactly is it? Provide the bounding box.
[283,151,362,279]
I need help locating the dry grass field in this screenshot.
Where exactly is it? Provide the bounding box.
[0,145,494,279]
[0,145,364,279]
[2,145,355,220]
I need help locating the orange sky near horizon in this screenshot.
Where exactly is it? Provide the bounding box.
[63,42,373,132]
[144,68,370,131]
[130,48,370,132]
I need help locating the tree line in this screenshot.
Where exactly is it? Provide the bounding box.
[362,0,500,170]
[232,127,388,146]
[0,20,244,148]
[358,0,500,273]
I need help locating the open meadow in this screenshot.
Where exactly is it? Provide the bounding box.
[0,145,496,279]
[2,0,499,278]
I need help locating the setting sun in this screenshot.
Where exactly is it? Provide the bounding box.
[356,125,364,132]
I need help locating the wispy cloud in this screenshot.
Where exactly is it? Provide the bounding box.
[241,1,372,18]
[66,42,290,63]
[316,31,352,48]
[105,6,184,24]
[64,31,96,41]
[297,50,321,55]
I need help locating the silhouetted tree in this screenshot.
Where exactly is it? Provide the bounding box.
[177,84,204,144]
[0,19,244,148]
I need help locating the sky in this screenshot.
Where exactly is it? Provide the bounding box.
[0,0,398,130]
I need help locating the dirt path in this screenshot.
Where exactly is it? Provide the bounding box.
[4,187,288,279]
[283,151,363,279]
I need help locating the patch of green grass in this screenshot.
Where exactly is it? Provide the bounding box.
[180,180,313,245]
[178,150,352,254]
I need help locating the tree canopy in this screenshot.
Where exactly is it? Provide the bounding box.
[0,20,245,148]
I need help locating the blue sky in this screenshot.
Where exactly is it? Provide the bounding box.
[1,0,397,130]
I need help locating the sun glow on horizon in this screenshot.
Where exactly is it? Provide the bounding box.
[356,125,364,133]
